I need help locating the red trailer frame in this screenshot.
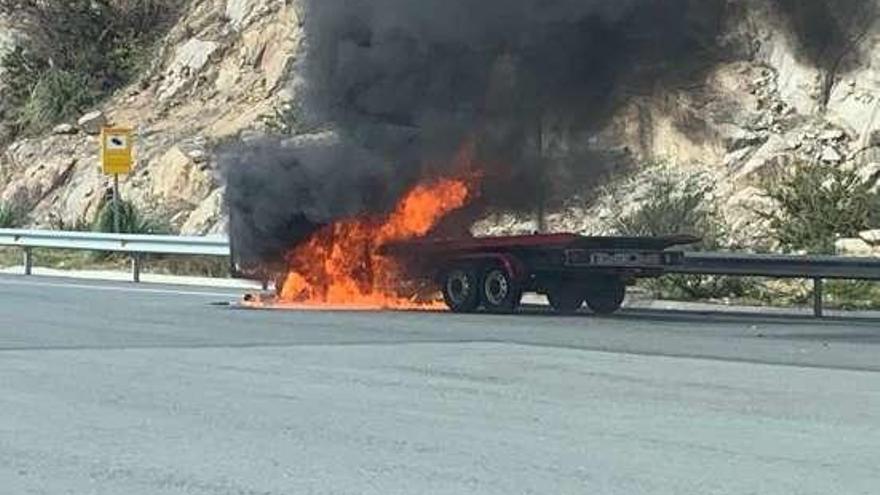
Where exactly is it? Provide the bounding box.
[379,233,699,314]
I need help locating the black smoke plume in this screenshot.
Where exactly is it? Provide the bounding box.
[221,0,870,268]
[771,0,878,73]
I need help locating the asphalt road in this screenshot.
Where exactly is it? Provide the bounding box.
[1,274,879,494]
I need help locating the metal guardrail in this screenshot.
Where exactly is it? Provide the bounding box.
[670,252,880,317]
[2,229,879,317]
[672,252,880,280]
[0,229,230,283]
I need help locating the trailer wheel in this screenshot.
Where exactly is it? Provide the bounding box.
[481,267,522,313]
[441,267,480,313]
[547,283,584,314]
[584,276,626,315]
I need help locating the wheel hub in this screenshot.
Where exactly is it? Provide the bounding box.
[446,271,471,304]
[484,270,509,306]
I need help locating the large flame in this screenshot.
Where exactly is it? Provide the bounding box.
[276,176,476,309]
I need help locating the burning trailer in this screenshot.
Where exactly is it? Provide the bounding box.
[378,233,697,315]
[238,175,697,315]
[221,0,738,312]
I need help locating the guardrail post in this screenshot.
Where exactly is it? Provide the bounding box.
[813,278,824,318]
[131,254,142,283]
[23,247,33,275]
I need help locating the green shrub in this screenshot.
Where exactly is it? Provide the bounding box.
[607,164,759,301]
[92,199,167,235]
[610,167,719,243]
[15,69,95,133]
[757,163,879,254]
[825,280,880,310]
[0,202,24,228]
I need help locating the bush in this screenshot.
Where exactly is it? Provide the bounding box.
[92,198,167,235]
[757,163,879,254]
[0,202,24,228]
[607,164,758,301]
[825,280,880,310]
[14,69,95,133]
[0,0,182,137]
[610,166,719,243]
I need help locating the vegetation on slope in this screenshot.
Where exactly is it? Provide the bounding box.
[0,0,183,139]
[757,163,880,254]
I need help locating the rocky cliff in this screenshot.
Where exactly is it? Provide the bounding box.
[1,0,879,249]
[0,0,303,234]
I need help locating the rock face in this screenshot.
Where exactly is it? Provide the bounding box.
[1,0,880,244]
[52,123,77,135]
[225,0,275,30]
[477,3,880,243]
[157,38,219,100]
[0,156,75,210]
[77,111,107,135]
[0,0,303,234]
[181,188,224,235]
[860,230,880,246]
[150,146,214,208]
[836,237,880,257]
[0,15,20,143]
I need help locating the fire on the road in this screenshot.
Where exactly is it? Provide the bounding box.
[263,175,477,309]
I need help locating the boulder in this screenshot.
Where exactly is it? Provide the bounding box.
[734,135,792,181]
[820,146,842,164]
[859,230,880,246]
[77,111,107,135]
[51,165,103,228]
[719,124,764,151]
[819,129,845,142]
[52,123,78,135]
[158,39,220,100]
[835,238,877,257]
[0,157,76,209]
[187,149,209,164]
[226,0,275,30]
[150,146,214,207]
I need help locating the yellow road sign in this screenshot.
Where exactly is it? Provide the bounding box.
[101,127,133,175]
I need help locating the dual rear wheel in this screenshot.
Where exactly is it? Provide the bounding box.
[441,266,626,315]
[442,265,521,314]
[547,276,626,315]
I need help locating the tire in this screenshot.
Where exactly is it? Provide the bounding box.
[481,267,522,314]
[584,276,626,315]
[547,283,585,314]
[441,267,481,313]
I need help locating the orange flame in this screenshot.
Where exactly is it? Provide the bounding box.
[277,176,476,309]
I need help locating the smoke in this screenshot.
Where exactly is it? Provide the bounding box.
[222,0,867,267]
[771,0,878,74]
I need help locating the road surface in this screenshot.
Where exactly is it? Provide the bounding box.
[1,274,879,494]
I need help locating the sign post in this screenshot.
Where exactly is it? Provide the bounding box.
[100,127,134,233]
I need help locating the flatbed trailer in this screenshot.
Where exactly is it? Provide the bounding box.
[379,233,699,315]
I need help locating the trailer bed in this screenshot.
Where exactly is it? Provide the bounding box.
[380,233,699,255]
[378,233,699,315]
